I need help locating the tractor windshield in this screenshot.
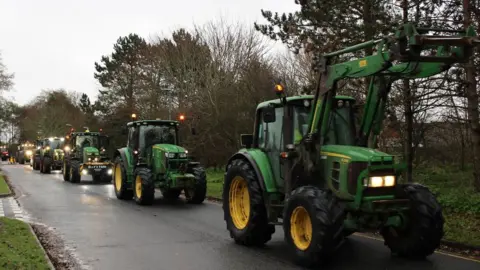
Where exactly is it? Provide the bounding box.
[76,136,101,149]
[293,98,356,145]
[139,124,177,151]
[46,139,64,149]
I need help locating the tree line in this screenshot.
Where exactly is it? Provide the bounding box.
[2,1,480,190]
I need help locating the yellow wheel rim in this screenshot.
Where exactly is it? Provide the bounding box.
[114,164,122,192]
[229,176,250,229]
[290,206,312,251]
[135,175,142,199]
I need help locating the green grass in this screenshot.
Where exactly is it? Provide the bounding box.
[206,168,224,199]
[414,166,480,246]
[0,175,11,195]
[0,217,51,270]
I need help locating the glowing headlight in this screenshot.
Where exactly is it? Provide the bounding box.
[26,150,32,156]
[82,169,88,175]
[60,138,65,141]
[37,146,41,150]
[45,146,50,150]
[107,169,112,175]
[94,157,98,162]
[165,152,175,158]
[64,146,70,152]
[363,175,396,187]
[88,157,92,161]
[179,152,187,158]
[49,137,54,141]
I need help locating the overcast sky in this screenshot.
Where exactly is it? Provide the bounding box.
[0,0,297,106]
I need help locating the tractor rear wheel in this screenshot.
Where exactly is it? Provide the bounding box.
[185,166,207,204]
[223,159,274,246]
[162,189,181,201]
[284,186,345,268]
[380,184,444,259]
[69,160,81,183]
[42,157,52,174]
[63,161,70,182]
[133,167,155,205]
[113,156,133,200]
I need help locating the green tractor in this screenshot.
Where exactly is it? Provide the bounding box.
[113,115,206,205]
[33,137,65,173]
[222,23,480,267]
[62,130,113,183]
[16,142,35,164]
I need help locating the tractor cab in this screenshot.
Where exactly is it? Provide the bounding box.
[126,120,180,162]
[66,132,110,163]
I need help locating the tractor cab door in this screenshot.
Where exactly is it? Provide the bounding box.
[258,106,285,190]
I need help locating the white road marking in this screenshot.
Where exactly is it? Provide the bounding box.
[0,199,4,217]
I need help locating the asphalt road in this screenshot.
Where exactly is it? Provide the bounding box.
[1,163,479,270]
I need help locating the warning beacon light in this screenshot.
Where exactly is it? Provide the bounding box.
[178,114,185,121]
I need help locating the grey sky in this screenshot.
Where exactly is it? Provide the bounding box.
[0,0,296,106]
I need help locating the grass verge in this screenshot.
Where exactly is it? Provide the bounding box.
[0,174,11,196]
[206,168,224,199]
[0,217,51,270]
[415,166,480,247]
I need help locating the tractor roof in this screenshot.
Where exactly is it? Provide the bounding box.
[256,95,355,109]
[126,120,179,127]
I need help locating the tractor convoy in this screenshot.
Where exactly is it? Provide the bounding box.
[6,23,480,268]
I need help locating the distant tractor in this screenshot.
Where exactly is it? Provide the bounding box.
[37,137,66,173]
[1,145,9,161]
[113,114,206,205]
[63,130,113,183]
[16,142,35,164]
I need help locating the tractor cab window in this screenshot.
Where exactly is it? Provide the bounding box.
[293,105,310,144]
[139,125,177,152]
[46,139,64,149]
[76,136,100,149]
[324,99,356,145]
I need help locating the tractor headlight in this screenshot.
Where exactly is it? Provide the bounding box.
[26,150,32,156]
[179,152,187,158]
[82,169,88,175]
[94,157,98,162]
[165,152,175,158]
[363,175,396,187]
[64,146,70,152]
[45,146,50,150]
[107,168,112,175]
[88,157,92,161]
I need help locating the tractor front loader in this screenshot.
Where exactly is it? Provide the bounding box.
[113,115,206,206]
[222,23,480,267]
[63,130,113,183]
[37,137,66,174]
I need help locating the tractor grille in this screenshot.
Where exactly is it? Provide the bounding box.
[168,160,188,171]
[347,162,368,194]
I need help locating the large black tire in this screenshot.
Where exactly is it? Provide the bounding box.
[63,161,70,182]
[133,167,155,205]
[222,159,274,246]
[185,166,207,204]
[380,183,444,259]
[33,157,40,170]
[42,157,52,174]
[113,156,133,200]
[162,189,181,200]
[284,186,345,268]
[69,160,81,183]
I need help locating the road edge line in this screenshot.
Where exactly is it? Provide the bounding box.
[353,232,480,263]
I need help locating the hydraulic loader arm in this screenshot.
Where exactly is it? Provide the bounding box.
[307,23,480,149]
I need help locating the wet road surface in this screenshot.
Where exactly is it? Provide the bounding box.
[1,163,479,270]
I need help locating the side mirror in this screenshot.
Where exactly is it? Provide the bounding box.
[191,127,197,135]
[240,134,253,148]
[263,106,276,123]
